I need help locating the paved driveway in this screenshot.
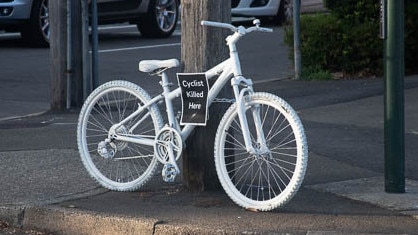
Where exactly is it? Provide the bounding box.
[301,0,325,12]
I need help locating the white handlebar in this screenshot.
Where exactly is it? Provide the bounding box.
[257,27,273,33]
[201,20,237,32]
[201,20,273,34]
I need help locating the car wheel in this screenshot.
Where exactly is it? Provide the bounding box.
[137,0,179,38]
[21,0,49,47]
[274,0,292,25]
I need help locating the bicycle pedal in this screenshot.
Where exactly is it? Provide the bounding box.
[162,164,178,183]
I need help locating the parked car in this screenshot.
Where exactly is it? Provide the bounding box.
[0,0,179,47]
[231,0,292,24]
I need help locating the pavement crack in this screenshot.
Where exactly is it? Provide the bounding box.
[152,220,165,234]
[17,207,25,228]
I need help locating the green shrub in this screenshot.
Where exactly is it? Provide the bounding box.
[324,0,380,24]
[284,13,382,78]
[405,1,418,74]
[339,19,383,75]
[284,14,343,79]
[300,65,332,80]
[284,0,418,78]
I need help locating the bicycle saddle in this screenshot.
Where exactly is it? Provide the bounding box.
[139,59,180,73]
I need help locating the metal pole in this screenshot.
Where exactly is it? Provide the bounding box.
[293,0,301,80]
[81,0,90,99]
[91,0,99,89]
[384,0,405,193]
[66,0,72,109]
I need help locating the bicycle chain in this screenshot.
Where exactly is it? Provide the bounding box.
[213,98,236,103]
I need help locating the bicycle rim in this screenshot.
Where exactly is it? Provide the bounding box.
[77,81,162,191]
[214,92,308,211]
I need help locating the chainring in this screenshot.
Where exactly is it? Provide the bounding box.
[154,126,183,164]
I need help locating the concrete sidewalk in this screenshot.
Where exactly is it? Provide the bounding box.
[0,76,418,234]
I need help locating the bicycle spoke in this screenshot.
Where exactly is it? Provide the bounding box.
[78,81,162,191]
[215,93,307,211]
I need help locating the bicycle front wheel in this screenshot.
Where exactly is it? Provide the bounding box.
[77,80,163,191]
[214,92,308,211]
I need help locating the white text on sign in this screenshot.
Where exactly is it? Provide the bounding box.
[189,102,201,109]
[182,80,205,88]
[186,91,204,98]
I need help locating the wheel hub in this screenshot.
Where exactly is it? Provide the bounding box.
[114,125,129,151]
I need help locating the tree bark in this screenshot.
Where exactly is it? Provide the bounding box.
[181,0,231,191]
[49,0,84,110]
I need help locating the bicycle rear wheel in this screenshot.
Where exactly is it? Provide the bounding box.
[214,92,308,211]
[77,80,163,191]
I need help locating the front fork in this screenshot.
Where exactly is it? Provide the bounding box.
[232,77,269,155]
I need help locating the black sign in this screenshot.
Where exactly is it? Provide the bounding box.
[177,73,209,126]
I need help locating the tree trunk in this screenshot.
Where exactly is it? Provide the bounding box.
[49,0,84,110]
[181,0,231,191]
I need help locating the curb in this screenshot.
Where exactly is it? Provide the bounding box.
[0,206,24,228]
[22,206,158,235]
[8,203,418,235]
[16,206,239,235]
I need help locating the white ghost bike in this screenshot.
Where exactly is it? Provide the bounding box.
[77,19,308,211]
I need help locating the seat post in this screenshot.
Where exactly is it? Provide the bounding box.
[160,71,172,92]
[160,72,177,127]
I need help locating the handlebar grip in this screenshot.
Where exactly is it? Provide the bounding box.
[201,20,237,32]
[258,27,273,33]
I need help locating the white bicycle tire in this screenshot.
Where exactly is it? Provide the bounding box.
[77,80,163,191]
[214,92,308,211]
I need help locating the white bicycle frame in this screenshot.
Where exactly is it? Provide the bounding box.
[112,20,273,156]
